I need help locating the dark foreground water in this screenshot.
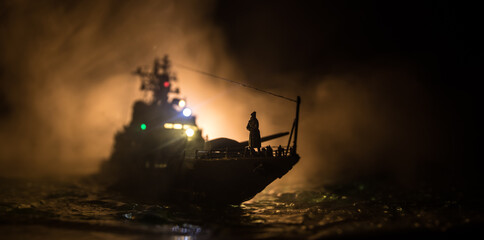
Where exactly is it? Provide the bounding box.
[0,176,481,239]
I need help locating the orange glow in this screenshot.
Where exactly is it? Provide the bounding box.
[0,0,247,177]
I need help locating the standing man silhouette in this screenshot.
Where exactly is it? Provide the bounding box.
[246,111,261,154]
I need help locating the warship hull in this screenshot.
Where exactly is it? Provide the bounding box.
[180,155,300,204]
[109,155,299,204]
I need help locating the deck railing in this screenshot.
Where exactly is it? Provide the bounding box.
[194,146,295,160]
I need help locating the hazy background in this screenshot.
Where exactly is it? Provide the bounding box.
[0,1,479,190]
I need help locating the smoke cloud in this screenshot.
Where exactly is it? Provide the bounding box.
[0,0,240,177]
[0,0,477,192]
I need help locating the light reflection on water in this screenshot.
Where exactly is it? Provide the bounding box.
[0,176,481,239]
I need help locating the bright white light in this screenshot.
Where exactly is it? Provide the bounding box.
[163,123,174,129]
[182,108,192,117]
[185,128,195,137]
[178,99,186,108]
[173,123,183,129]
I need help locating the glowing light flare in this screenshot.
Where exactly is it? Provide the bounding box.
[163,81,170,88]
[140,123,147,130]
[182,108,192,117]
[164,123,198,137]
[178,99,186,108]
[185,128,195,137]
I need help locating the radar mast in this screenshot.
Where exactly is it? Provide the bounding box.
[135,55,177,105]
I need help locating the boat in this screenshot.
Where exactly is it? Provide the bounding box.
[99,55,301,204]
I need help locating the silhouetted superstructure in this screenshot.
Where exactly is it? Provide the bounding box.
[100,55,300,204]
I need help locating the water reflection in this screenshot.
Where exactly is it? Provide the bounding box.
[0,177,481,239]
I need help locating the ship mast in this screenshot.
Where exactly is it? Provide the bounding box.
[135,55,177,106]
[284,96,300,155]
[293,96,301,153]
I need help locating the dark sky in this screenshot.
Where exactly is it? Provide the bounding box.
[214,2,476,78]
[212,1,480,186]
[214,1,479,97]
[213,1,479,101]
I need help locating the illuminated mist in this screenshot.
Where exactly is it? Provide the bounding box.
[0,0,241,177]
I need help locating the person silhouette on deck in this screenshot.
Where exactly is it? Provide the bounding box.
[246,111,261,154]
[277,145,284,157]
[267,145,273,157]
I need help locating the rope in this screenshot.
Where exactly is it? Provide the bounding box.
[173,62,297,103]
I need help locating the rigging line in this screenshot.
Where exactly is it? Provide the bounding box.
[173,62,297,103]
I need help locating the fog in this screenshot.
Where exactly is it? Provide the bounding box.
[0,0,237,176]
[0,1,478,189]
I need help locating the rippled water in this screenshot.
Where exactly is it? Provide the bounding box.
[0,176,481,239]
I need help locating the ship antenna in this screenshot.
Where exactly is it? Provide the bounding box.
[173,62,297,103]
[135,55,175,105]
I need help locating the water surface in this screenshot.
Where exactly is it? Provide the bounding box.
[0,176,481,239]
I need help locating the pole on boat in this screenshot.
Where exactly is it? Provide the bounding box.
[285,121,295,156]
[293,96,301,154]
[285,96,301,156]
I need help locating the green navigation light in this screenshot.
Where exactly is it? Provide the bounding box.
[140,123,147,130]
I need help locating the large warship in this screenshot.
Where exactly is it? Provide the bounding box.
[100,55,300,204]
